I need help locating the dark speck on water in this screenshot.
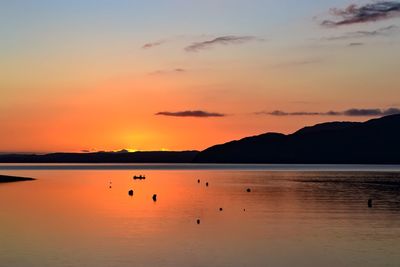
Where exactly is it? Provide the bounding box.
[206,182,209,187]
[196,219,200,225]
[152,194,157,201]
[368,199,373,208]
[128,190,134,196]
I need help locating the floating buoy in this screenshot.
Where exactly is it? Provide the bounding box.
[219,208,223,211]
[152,194,157,201]
[197,179,200,183]
[197,219,200,225]
[128,190,134,196]
[368,199,373,208]
[246,188,251,193]
[206,182,209,187]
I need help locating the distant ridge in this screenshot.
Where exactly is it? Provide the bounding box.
[194,114,400,164]
[0,151,198,163]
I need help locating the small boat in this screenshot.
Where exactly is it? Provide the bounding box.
[133,175,146,180]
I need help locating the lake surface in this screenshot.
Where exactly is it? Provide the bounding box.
[1,164,400,267]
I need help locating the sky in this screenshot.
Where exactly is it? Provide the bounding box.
[1,0,400,153]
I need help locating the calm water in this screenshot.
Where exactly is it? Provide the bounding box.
[1,164,400,267]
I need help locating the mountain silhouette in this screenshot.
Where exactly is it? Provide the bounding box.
[194,114,400,164]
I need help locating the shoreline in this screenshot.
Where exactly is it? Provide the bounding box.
[1,163,400,172]
[0,175,36,183]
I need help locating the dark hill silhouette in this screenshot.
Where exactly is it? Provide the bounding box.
[0,151,198,163]
[194,114,400,164]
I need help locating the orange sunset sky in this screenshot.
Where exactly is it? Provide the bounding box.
[1,1,400,152]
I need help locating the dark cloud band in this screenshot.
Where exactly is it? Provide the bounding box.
[155,110,225,117]
[257,108,400,117]
[322,1,400,27]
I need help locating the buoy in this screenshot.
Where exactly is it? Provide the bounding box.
[368,199,373,208]
[197,219,200,224]
[246,188,251,193]
[128,190,134,196]
[152,194,157,201]
[206,182,209,187]
[219,208,223,211]
[197,179,200,183]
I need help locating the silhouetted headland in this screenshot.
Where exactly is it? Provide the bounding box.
[194,114,400,164]
[0,175,35,183]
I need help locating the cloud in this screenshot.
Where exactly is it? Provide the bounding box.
[348,42,364,46]
[343,108,400,116]
[256,110,339,116]
[321,2,400,27]
[256,108,400,117]
[142,40,166,49]
[174,68,185,72]
[270,59,323,68]
[149,68,186,75]
[184,35,261,52]
[323,25,399,40]
[155,110,226,117]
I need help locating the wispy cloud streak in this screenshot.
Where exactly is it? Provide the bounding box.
[348,42,364,46]
[185,35,261,52]
[142,40,166,49]
[149,68,186,75]
[270,59,323,68]
[322,1,400,27]
[323,25,399,40]
[257,108,400,117]
[155,110,226,117]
